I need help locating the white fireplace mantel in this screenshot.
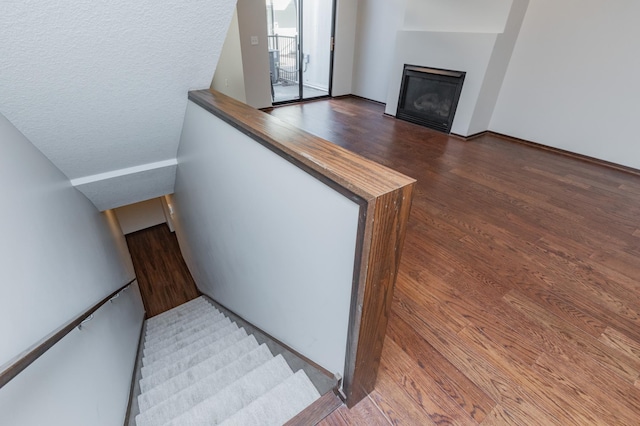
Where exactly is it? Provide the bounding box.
[385,0,529,137]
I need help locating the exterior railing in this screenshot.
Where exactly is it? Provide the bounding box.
[267,34,299,84]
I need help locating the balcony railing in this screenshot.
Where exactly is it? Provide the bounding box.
[267,34,299,85]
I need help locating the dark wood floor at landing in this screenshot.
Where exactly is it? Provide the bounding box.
[266,98,640,425]
[126,224,199,318]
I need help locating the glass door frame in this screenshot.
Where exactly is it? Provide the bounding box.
[271,0,336,106]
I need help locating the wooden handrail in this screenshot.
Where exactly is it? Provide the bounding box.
[188,89,416,407]
[0,278,136,389]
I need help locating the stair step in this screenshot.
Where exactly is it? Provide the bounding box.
[135,354,292,426]
[141,323,239,372]
[146,304,212,334]
[138,342,270,412]
[142,318,233,365]
[133,298,323,426]
[143,312,226,354]
[140,328,248,381]
[145,297,209,329]
[156,355,294,426]
[145,302,213,335]
[140,334,259,393]
[220,370,321,426]
[145,306,220,342]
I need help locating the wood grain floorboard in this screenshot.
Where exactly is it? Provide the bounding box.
[266,97,640,424]
[126,224,199,317]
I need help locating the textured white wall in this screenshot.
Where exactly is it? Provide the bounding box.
[173,101,360,375]
[0,0,237,210]
[490,0,640,169]
[0,112,144,424]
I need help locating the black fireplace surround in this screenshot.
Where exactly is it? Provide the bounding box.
[396,65,465,133]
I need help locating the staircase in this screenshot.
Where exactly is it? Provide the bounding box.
[133,297,321,425]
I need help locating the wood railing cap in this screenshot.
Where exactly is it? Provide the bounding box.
[188,89,416,201]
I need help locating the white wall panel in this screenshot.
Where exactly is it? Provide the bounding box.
[0,112,144,424]
[173,101,360,375]
[490,0,640,169]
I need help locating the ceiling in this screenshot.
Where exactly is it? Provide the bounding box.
[0,0,237,210]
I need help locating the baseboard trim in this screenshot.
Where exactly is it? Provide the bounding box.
[339,94,386,106]
[487,131,640,177]
[123,314,146,426]
[450,131,489,141]
[284,389,343,426]
[446,129,640,176]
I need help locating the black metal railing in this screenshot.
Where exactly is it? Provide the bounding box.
[267,34,299,84]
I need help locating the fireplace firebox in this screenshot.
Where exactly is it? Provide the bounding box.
[396,65,465,133]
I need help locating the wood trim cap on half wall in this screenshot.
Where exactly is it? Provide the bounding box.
[188,89,416,407]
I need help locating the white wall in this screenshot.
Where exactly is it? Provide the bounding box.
[332,0,358,96]
[403,0,512,33]
[490,0,640,169]
[0,112,144,424]
[467,0,529,134]
[351,0,407,102]
[212,9,248,104]
[237,0,273,108]
[114,197,168,235]
[173,101,360,375]
[0,282,144,426]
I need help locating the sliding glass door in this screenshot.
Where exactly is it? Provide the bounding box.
[266,0,334,103]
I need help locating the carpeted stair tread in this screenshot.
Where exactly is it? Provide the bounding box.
[146,305,212,335]
[133,298,323,426]
[148,296,206,320]
[146,303,211,332]
[145,303,214,335]
[145,307,220,343]
[142,318,233,365]
[145,311,222,348]
[140,329,248,381]
[137,342,270,412]
[143,313,226,354]
[135,354,292,426]
[157,355,294,426]
[141,322,240,373]
[146,298,209,328]
[219,370,321,426]
[140,335,258,393]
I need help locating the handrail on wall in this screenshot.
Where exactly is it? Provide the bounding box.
[0,278,136,389]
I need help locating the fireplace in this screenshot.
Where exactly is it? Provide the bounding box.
[396,65,465,133]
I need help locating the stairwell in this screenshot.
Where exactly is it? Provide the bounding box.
[131,297,328,425]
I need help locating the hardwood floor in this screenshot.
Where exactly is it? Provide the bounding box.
[266,98,640,425]
[126,224,199,317]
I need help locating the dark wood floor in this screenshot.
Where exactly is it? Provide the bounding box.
[126,224,199,317]
[266,98,640,425]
